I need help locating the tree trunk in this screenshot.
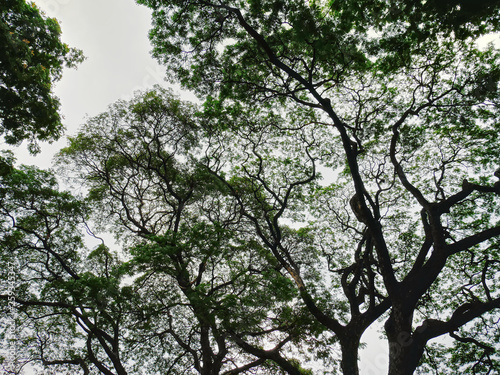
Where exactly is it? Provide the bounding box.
[340,336,361,375]
[387,342,424,375]
[385,311,424,375]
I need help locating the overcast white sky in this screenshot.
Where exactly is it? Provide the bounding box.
[8,0,181,168]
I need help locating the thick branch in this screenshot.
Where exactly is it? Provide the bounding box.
[415,297,500,344]
[447,226,500,255]
[229,333,304,375]
[40,357,90,375]
[221,358,267,375]
[440,179,500,214]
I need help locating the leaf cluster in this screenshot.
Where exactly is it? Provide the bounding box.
[0,0,84,152]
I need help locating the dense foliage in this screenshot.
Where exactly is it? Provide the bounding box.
[135,0,500,373]
[0,0,83,152]
[1,0,500,374]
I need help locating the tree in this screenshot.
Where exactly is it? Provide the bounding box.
[0,0,84,153]
[1,89,320,375]
[0,151,133,375]
[1,0,499,373]
[132,0,500,374]
[58,89,311,375]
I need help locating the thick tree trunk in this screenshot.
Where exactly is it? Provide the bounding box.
[340,336,361,375]
[387,340,424,375]
[385,310,424,375]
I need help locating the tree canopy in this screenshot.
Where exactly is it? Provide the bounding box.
[136,0,500,373]
[1,0,500,374]
[0,0,83,153]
